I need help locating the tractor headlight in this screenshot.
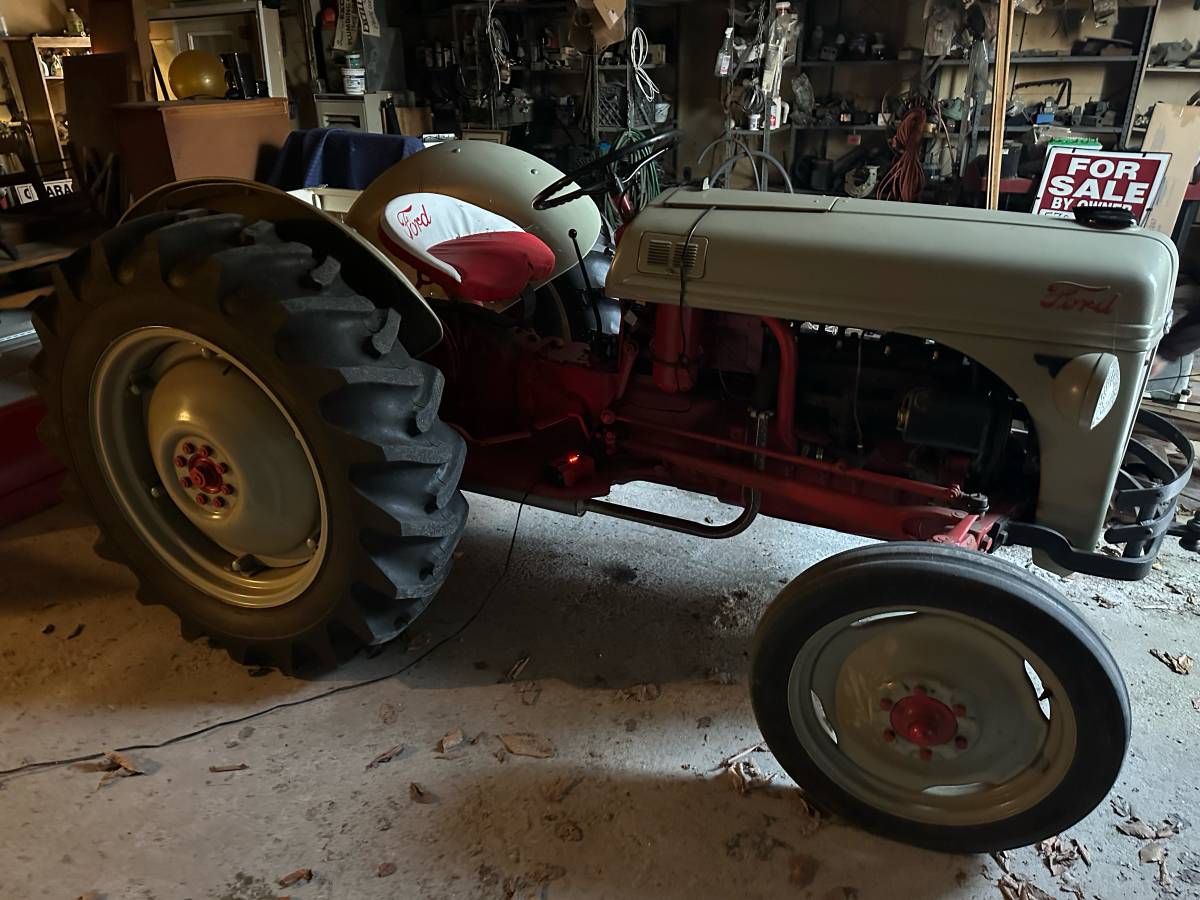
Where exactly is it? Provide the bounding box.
[1053,352,1121,431]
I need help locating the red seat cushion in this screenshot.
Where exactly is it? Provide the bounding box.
[424,232,556,304]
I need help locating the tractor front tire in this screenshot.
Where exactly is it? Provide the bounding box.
[751,542,1129,853]
[31,210,468,671]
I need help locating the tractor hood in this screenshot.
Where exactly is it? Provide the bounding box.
[607,187,1177,353]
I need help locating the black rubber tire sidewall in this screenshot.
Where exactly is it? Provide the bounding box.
[750,543,1130,853]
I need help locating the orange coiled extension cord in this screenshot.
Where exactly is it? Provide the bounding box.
[877,107,927,203]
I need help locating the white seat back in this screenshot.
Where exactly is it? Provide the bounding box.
[380,192,522,283]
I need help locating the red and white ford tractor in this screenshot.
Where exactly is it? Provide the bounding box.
[31,131,1198,851]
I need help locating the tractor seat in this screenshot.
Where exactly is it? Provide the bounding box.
[378,192,555,304]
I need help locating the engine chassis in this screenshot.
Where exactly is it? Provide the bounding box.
[438,312,1194,582]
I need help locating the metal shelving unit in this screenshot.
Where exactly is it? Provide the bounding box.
[1123,0,1200,146]
[754,0,1158,191]
[444,0,681,181]
[930,6,1153,157]
[451,0,580,130]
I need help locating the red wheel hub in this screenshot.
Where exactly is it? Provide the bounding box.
[187,455,226,494]
[889,691,959,748]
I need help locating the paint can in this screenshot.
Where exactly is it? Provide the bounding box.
[341,67,366,94]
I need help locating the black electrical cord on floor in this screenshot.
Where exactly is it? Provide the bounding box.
[0,497,530,783]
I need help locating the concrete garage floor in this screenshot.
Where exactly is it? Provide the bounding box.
[1,484,1198,900]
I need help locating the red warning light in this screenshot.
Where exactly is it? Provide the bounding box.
[549,452,595,487]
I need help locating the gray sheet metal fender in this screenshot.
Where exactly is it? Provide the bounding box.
[344,141,601,286]
[120,177,444,356]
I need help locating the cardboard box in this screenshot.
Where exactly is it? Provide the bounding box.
[1141,103,1200,236]
[395,106,433,137]
[574,0,626,50]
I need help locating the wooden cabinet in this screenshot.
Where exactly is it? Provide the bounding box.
[112,97,291,201]
[1,35,92,164]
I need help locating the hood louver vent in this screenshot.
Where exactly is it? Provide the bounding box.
[671,242,700,273]
[645,239,672,268]
[638,233,707,277]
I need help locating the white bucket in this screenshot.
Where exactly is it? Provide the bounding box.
[342,67,366,95]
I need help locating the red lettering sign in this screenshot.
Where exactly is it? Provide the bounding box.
[1032,148,1170,225]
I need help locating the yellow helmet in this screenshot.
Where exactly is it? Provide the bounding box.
[168,50,227,100]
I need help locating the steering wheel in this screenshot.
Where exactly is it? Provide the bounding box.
[532,129,682,210]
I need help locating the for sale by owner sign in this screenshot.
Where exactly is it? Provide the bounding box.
[1033,147,1170,224]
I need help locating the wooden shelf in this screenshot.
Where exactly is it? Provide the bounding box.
[976,124,1123,134]
[730,126,790,136]
[504,63,666,73]
[799,58,920,67]
[940,54,1140,65]
[2,35,90,162]
[0,36,92,49]
[0,241,81,278]
[598,120,675,133]
[736,123,888,135]
[798,123,887,131]
[144,1,269,21]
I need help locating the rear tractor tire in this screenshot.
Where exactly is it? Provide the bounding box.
[31,210,468,671]
[750,542,1129,853]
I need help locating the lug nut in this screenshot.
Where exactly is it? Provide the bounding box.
[181,442,195,455]
[919,748,933,761]
[173,455,187,468]
[180,477,193,489]
[954,736,968,750]
[879,698,893,711]
[221,484,235,496]
[212,496,225,509]
[913,685,927,696]
[952,703,966,717]
[217,462,230,474]
[199,445,212,458]
[882,729,895,743]
[195,494,208,505]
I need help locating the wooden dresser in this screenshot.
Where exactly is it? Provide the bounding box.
[112,98,291,201]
